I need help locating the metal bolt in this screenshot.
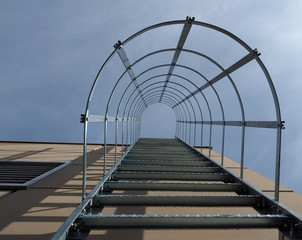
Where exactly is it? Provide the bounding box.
[295,223,302,228]
[80,208,86,215]
[71,223,77,230]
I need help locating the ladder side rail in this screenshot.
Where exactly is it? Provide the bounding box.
[51,140,138,240]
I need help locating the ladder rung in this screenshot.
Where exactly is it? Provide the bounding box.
[129,150,193,153]
[121,160,211,167]
[104,181,242,192]
[117,165,219,173]
[111,172,229,181]
[125,157,201,161]
[126,153,200,158]
[76,214,288,229]
[92,194,262,207]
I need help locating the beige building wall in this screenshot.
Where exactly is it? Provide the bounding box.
[0,142,301,240]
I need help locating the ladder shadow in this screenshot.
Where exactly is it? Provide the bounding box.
[0,148,53,160]
[89,190,148,240]
[0,146,115,238]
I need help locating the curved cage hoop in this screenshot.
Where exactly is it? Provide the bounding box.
[81,17,283,202]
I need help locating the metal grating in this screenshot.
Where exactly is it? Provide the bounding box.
[0,160,71,190]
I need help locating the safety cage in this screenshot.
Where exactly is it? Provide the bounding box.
[52,17,302,240]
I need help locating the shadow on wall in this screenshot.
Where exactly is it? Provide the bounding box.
[141,103,176,138]
[0,146,116,240]
[89,190,147,240]
[0,148,53,160]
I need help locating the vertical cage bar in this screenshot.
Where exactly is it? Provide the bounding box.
[126,118,129,147]
[189,122,192,145]
[209,123,212,158]
[114,118,118,163]
[275,126,282,201]
[193,121,197,147]
[221,124,226,166]
[201,122,204,151]
[121,118,124,154]
[82,118,88,200]
[240,125,246,178]
[103,118,108,177]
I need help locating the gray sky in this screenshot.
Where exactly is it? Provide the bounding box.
[1,1,302,194]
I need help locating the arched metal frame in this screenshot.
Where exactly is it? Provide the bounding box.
[81,18,283,203]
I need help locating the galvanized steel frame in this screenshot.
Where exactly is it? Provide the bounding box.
[80,18,283,204]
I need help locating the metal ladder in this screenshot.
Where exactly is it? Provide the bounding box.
[57,138,302,240]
